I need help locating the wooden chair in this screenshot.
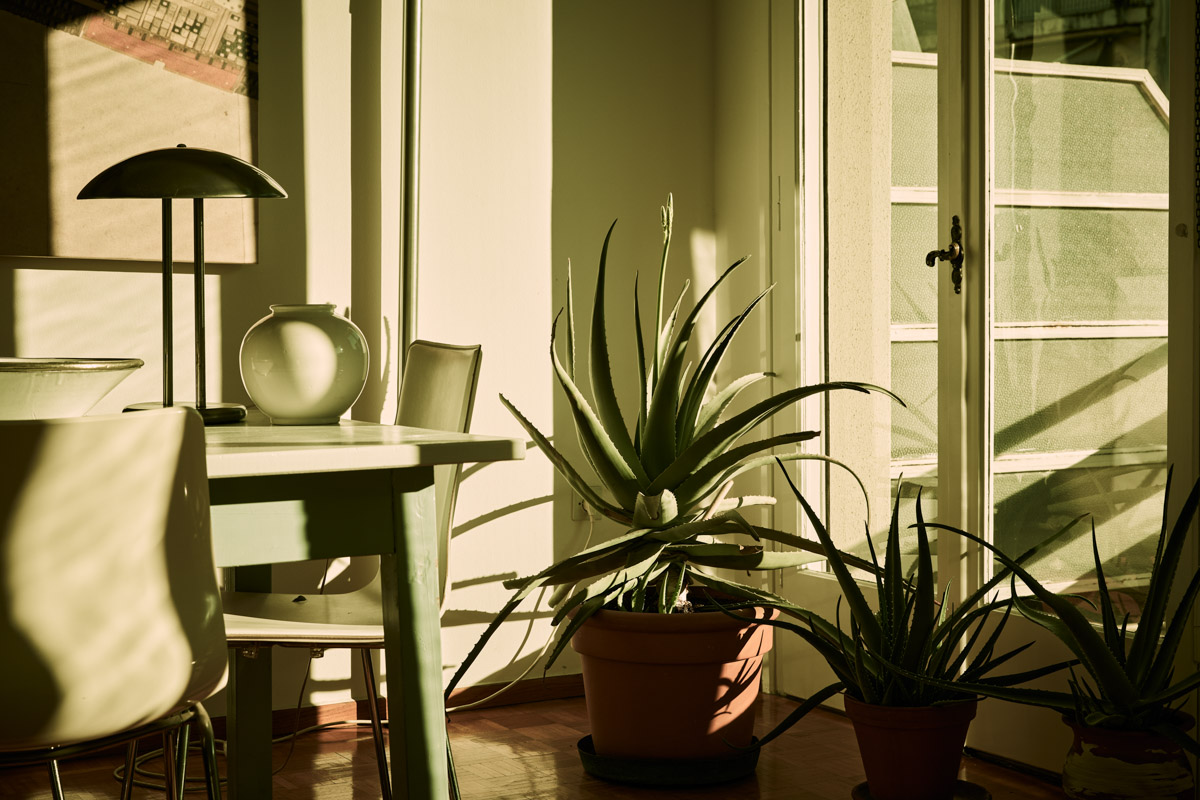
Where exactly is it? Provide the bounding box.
[0,407,228,800]
[220,340,482,799]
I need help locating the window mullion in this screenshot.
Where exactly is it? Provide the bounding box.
[936,0,994,605]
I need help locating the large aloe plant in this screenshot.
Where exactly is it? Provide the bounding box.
[444,196,899,697]
[712,461,1078,745]
[921,470,1200,753]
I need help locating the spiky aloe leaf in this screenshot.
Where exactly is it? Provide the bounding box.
[641,510,754,544]
[548,319,645,504]
[587,220,649,488]
[675,286,773,450]
[693,372,773,439]
[900,490,935,670]
[1089,520,1125,667]
[675,313,741,447]
[754,682,845,749]
[564,261,577,379]
[541,542,669,669]
[499,394,628,523]
[1145,560,1200,693]
[632,489,678,528]
[444,568,553,699]
[1137,670,1200,713]
[633,274,648,453]
[929,513,1089,651]
[882,484,903,656]
[672,433,819,508]
[648,381,899,496]
[778,460,883,654]
[685,548,828,571]
[657,560,687,614]
[750,525,878,574]
[641,255,753,477]
[1128,473,1200,686]
[942,525,1144,712]
[652,194,673,386]
[536,546,641,591]
[882,663,1081,715]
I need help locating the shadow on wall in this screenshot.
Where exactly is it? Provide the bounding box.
[0,4,49,354]
[0,1,309,399]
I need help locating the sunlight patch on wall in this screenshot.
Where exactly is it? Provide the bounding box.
[13,268,224,411]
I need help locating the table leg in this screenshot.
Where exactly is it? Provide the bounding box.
[381,468,447,800]
[226,565,274,800]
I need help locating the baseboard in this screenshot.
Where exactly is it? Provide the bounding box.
[962,746,1063,786]
[447,674,585,710]
[210,700,376,740]
[208,674,586,737]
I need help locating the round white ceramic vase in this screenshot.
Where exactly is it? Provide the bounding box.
[240,304,369,425]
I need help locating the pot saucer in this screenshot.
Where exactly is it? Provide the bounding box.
[850,780,991,799]
[577,735,759,787]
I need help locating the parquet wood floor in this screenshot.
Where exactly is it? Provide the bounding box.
[0,695,1067,799]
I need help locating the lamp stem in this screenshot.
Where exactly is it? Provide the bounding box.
[194,198,206,410]
[162,198,173,407]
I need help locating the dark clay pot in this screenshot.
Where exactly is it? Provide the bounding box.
[842,694,977,800]
[1061,715,1195,800]
[570,604,778,761]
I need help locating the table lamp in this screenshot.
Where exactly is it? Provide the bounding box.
[78,144,287,424]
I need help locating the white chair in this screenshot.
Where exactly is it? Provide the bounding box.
[0,407,228,800]
[220,340,482,799]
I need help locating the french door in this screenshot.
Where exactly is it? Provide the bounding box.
[771,0,1198,772]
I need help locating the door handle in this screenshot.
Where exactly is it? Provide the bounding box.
[926,215,965,294]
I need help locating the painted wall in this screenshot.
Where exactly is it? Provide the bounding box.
[416,0,559,694]
[0,0,739,713]
[428,0,720,695]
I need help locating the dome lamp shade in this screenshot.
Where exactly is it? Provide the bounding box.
[77,145,287,200]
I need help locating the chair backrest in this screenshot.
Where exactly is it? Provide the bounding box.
[0,407,227,750]
[394,340,482,601]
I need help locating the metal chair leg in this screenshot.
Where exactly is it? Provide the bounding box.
[193,703,224,800]
[121,741,138,800]
[359,648,392,800]
[47,760,65,800]
[162,730,180,800]
[175,722,191,800]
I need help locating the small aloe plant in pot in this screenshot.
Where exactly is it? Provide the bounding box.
[726,461,1079,800]
[923,470,1200,800]
[444,196,900,775]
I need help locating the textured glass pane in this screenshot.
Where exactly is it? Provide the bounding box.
[893,0,936,52]
[894,67,1166,193]
[890,341,937,460]
[995,72,1168,194]
[994,338,1167,457]
[994,465,1166,595]
[995,208,1168,323]
[892,64,937,187]
[892,204,939,325]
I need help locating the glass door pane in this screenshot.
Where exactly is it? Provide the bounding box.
[891,1,939,573]
[990,0,1169,614]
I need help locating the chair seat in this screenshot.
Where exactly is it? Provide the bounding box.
[222,590,385,645]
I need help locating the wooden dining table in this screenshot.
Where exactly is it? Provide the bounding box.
[204,412,524,799]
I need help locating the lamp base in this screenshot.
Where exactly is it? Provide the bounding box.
[125,401,247,425]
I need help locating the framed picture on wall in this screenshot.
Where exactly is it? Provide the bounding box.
[0,0,259,263]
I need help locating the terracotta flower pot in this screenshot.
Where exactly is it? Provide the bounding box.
[842,695,978,800]
[1061,715,1195,800]
[570,604,778,761]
